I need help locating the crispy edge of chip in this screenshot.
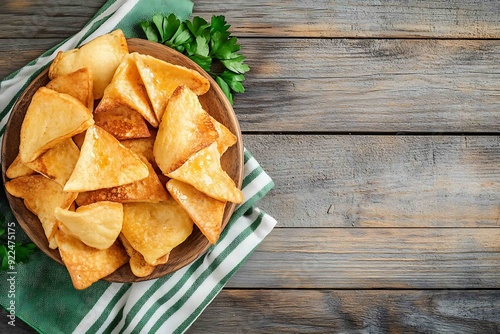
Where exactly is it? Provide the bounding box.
[64,125,149,192]
[153,85,218,175]
[74,155,168,206]
[4,175,77,246]
[94,99,151,140]
[24,138,80,187]
[209,115,237,155]
[5,154,35,179]
[46,67,94,110]
[19,87,94,163]
[49,49,77,79]
[132,52,210,121]
[167,179,226,244]
[168,142,244,204]
[55,226,129,290]
[119,234,156,277]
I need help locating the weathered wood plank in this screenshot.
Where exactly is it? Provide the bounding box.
[1,0,499,39]
[2,289,499,333]
[226,228,500,289]
[0,0,106,39]
[244,135,500,228]
[189,290,500,333]
[3,39,500,132]
[0,39,59,79]
[236,38,500,132]
[193,0,500,38]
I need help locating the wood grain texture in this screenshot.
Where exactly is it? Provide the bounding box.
[236,38,500,132]
[0,39,59,79]
[244,135,500,228]
[193,0,500,38]
[189,289,500,333]
[226,228,500,289]
[1,0,498,39]
[0,0,106,39]
[3,289,498,334]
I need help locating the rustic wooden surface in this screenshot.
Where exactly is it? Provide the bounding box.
[0,0,499,333]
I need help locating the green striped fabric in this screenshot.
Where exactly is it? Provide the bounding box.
[0,1,277,333]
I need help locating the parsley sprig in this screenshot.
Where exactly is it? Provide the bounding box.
[0,211,36,271]
[140,14,249,105]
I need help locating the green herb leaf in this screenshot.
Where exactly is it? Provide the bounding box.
[220,70,245,93]
[216,75,234,105]
[163,13,182,41]
[189,54,212,73]
[0,211,37,270]
[186,16,210,36]
[152,13,167,42]
[139,21,159,43]
[211,15,230,33]
[140,13,249,105]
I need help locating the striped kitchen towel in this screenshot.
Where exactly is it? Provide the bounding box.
[0,0,277,333]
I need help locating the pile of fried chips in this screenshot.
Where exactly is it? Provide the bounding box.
[5,30,243,289]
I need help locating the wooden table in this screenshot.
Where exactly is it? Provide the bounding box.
[1,1,499,333]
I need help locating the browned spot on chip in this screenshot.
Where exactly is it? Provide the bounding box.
[94,100,151,140]
[64,125,149,192]
[75,155,168,206]
[46,68,94,110]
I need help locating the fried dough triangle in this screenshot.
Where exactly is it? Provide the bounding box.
[167,179,226,244]
[19,87,94,163]
[93,102,151,140]
[153,85,218,175]
[209,115,237,155]
[55,226,129,290]
[121,201,193,265]
[55,201,123,250]
[120,134,157,171]
[25,139,80,187]
[46,68,94,110]
[5,175,77,248]
[64,125,149,192]
[119,234,164,277]
[5,154,35,179]
[168,143,243,204]
[96,54,157,127]
[75,155,168,206]
[49,29,128,99]
[133,52,210,121]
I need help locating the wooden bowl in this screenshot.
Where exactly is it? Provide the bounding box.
[1,38,244,282]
